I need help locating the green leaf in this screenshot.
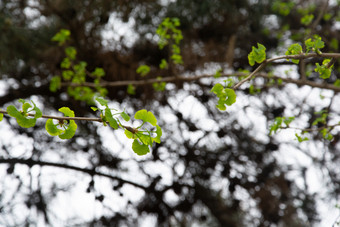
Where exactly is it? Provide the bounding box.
[125,130,136,139]
[269,116,295,135]
[330,38,339,50]
[61,57,71,69]
[224,88,237,105]
[51,29,70,45]
[65,46,77,60]
[95,97,109,107]
[214,68,222,78]
[120,112,130,121]
[0,113,3,121]
[50,107,78,139]
[136,65,150,77]
[320,128,333,141]
[334,79,340,87]
[211,83,236,111]
[135,109,157,126]
[314,35,325,50]
[31,101,42,119]
[295,133,309,142]
[132,139,150,155]
[50,76,61,92]
[211,83,224,95]
[312,110,328,126]
[172,44,181,54]
[92,67,105,77]
[59,107,75,117]
[159,59,168,69]
[105,108,118,129]
[153,125,162,144]
[305,35,324,53]
[171,54,183,64]
[45,119,63,136]
[127,84,136,95]
[62,70,74,80]
[136,133,153,145]
[152,77,166,92]
[58,120,77,139]
[91,107,98,111]
[272,0,295,16]
[22,102,32,113]
[248,43,266,66]
[7,105,36,128]
[283,116,295,126]
[285,43,303,64]
[269,117,283,135]
[315,59,333,79]
[323,13,332,21]
[301,14,314,25]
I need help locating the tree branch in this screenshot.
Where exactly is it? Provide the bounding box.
[0,158,147,190]
[56,52,340,93]
[232,52,340,90]
[0,109,103,122]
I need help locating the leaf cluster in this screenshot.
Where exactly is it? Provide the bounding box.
[305,35,324,54]
[285,36,334,79]
[133,17,184,94]
[272,0,295,16]
[50,30,107,104]
[93,97,162,155]
[6,100,42,128]
[269,116,295,135]
[210,83,236,111]
[315,59,333,79]
[45,107,77,139]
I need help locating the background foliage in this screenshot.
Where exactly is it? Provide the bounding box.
[1,0,340,226]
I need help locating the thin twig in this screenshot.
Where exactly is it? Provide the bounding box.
[232,52,340,90]
[311,0,329,31]
[281,123,339,133]
[0,109,102,122]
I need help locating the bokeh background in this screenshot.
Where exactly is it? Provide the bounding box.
[1,0,340,226]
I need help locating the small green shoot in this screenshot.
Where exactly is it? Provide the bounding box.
[248,43,266,66]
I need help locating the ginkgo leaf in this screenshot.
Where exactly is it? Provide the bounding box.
[134,109,157,126]
[22,102,32,113]
[211,83,236,111]
[153,125,162,144]
[136,133,153,145]
[59,120,77,139]
[105,108,118,129]
[120,112,130,121]
[45,107,77,139]
[285,43,303,64]
[132,139,150,155]
[45,119,63,136]
[95,97,108,107]
[125,130,136,139]
[7,105,36,128]
[248,43,266,66]
[59,107,75,117]
[31,101,42,119]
